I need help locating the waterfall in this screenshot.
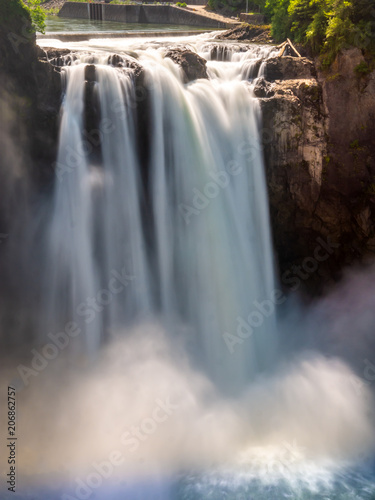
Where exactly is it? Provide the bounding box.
[1,34,375,500]
[40,41,278,392]
[44,65,101,354]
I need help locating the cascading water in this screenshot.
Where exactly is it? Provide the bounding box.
[42,39,279,393]
[2,33,375,500]
[44,65,101,354]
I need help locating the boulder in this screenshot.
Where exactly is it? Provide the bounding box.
[264,56,316,81]
[216,24,272,43]
[107,53,145,82]
[165,49,208,83]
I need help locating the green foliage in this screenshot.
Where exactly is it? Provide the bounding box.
[1,0,30,25]
[265,0,291,40]
[176,2,187,6]
[207,0,266,13]
[355,61,371,76]
[326,72,340,81]
[26,0,46,33]
[263,0,375,63]
[42,7,59,14]
[208,0,242,12]
[206,0,375,64]
[0,0,45,34]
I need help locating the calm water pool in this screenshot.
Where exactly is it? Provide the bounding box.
[45,15,206,33]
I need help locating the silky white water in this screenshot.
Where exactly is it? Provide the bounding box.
[41,35,279,393]
[1,33,375,500]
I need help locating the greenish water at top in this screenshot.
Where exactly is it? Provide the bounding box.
[45,15,206,33]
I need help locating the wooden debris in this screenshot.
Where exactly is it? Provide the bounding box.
[277,39,302,58]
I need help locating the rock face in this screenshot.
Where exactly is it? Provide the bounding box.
[2,2,375,295]
[165,48,208,83]
[259,51,375,293]
[0,2,61,188]
[318,49,375,254]
[264,57,316,81]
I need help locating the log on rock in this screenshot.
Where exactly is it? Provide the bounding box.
[278,39,301,58]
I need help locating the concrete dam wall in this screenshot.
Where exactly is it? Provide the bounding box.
[58,2,228,28]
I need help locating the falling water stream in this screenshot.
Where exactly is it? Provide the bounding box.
[1,33,375,499]
[43,36,279,392]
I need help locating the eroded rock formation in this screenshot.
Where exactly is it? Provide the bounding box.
[0,3,61,188]
[216,24,273,44]
[259,51,375,292]
[165,48,208,83]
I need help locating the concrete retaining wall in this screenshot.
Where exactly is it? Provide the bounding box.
[58,2,227,28]
[59,2,90,19]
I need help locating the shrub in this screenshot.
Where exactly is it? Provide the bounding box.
[25,0,46,33]
[210,0,375,64]
[355,61,372,76]
[1,0,46,34]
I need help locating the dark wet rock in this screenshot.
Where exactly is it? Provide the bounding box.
[85,64,96,83]
[216,24,272,43]
[0,2,62,188]
[41,47,77,67]
[107,53,145,82]
[108,54,124,67]
[165,48,208,83]
[40,47,72,60]
[264,56,316,81]
[253,77,274,98]
[259,49,375,293]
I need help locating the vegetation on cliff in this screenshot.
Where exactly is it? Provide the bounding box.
[265,0,375,63]
[210,0,375,64]
[1,0,46,34]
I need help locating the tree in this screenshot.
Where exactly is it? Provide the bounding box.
[25,0,46,34]
[351,0,375,52]
[265,0,291,41]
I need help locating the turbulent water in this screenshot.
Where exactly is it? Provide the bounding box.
[1,33,375,500]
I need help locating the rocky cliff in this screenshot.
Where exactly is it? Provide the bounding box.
[1,2,375,294]
[0,0,61,190]
[258,51,375,293]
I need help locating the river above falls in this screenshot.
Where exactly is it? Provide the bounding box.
[44,14,210,34]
